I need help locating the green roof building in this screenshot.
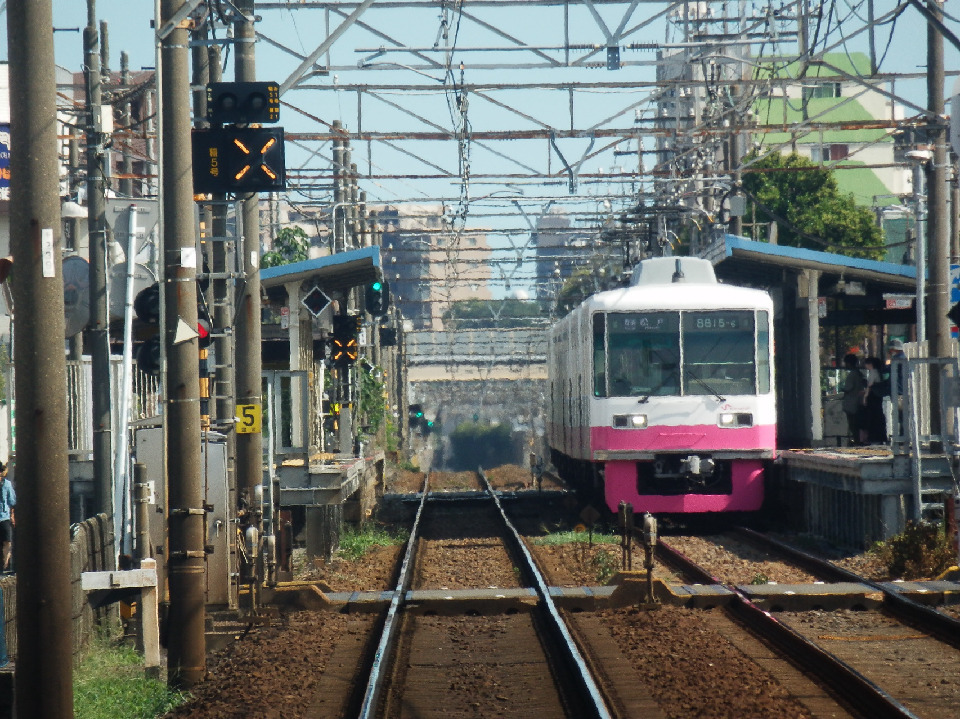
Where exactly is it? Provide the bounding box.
[750,52,912,261]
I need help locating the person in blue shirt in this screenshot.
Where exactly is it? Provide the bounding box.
[0,462,15,573]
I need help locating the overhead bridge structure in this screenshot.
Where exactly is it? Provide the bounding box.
[405,329,548,383]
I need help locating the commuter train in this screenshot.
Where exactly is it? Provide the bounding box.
[546,256,776,514]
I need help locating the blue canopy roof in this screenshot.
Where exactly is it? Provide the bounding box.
[703,234,916,289]
[260,245,382,293]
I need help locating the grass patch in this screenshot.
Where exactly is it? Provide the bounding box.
[592,549,619,584]
[337,525,409,561]
[74,639,186,719]
[534,530,619,546]
[872,521,956,580]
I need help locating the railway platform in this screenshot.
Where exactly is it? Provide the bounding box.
[776,445,957,548]
[275,451,385,560]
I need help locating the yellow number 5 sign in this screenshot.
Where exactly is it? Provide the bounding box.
[236,404,262,434]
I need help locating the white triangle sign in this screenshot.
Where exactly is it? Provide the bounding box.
[173,317,199,345]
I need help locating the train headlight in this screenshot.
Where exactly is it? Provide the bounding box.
[613,414,647,429]
[718,412,753,427]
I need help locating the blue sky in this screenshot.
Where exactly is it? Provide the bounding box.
[2,2,957,296]
[26,2,953,103]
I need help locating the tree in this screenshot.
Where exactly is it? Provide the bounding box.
[741,152,884,261]
[358,362,388,437]
[262,226,310,268]
[442,298,547,329]
[553,259,621,318]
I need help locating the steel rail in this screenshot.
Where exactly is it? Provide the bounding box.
[357,473,431,719]
[733,526,960,651]
[656,540,921,719]
[480,470,613,719]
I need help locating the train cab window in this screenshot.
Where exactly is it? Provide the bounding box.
[757,311,771,394]
[682,311,756,396]
[608,312,680,397]
[593,314,606,397]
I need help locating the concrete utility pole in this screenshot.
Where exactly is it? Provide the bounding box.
[234,0,264,561]
[6,0,74,715]
[926,0,950,357]
[86,0,115,526]
[160,0,206,688]
[119,51,134,199]
[333,120,345,252]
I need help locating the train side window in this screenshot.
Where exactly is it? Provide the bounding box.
[757,311,771,394]
[593,313,606,397]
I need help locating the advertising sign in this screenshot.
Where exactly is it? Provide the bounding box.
[0,124,10,201]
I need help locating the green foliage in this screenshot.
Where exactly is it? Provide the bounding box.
[74,639,187,718]
[873,521,956,579]
[261,226,310,268]
[534,530,618,546]
[385,414,400,453]
[448,421,513,470]
[396,458,420,472]
[554,260,621,318]
[741,152,884,260]
[337,524,408,561]
[358,364,387,437]
[750,573,770,585]
[534,531,620,583]
[592,549,618,584]
[555,268,601,317]
[0,343,8,401]
[443,298,547,329]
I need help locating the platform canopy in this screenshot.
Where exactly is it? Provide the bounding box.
[702,235,918,327]
[260,245,382,294]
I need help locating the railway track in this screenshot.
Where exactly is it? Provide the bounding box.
[172,466,960,718]
[658,528,960,719]
[358,470,612,719]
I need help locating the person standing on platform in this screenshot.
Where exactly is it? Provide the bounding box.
[0,462,15,573]
[860,356,887,444]
[884,339,907,434]
[886,339,906,393]
[842,353,866,446]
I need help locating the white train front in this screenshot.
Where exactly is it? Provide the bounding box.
[547,256,776,514]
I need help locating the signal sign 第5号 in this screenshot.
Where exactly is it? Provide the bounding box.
[192,127,286,194]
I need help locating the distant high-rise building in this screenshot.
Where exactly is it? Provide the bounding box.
[532,208,616,304]
[377,204,491,330]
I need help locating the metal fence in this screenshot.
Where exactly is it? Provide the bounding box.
[263,369,311,462]
[891,343,960,451]
[0,513,114,663]
[61,359,161,458]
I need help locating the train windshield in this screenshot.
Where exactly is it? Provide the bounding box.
[599,310,761,397]
[605,312,680,397]
[682,311,756,396]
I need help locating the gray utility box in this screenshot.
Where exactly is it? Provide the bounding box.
[134,427,235,609]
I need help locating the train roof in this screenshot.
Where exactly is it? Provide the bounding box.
[630,256,717,286]
[550,256,773,336]
[588,280,773,312]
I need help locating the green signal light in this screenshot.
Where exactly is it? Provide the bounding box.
[426,420,434,427]
[371,281,382,291]
[416,411,424,417]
